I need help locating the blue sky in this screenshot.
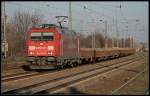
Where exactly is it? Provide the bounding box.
[2,1,148,43]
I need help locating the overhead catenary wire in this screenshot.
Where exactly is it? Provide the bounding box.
[74,3,114,21]
[6,2,65,15]
[5,2,124,34]
[91,2,148,7]
[7,2,87,28]
[6,2,146,43]
[74,3,123,38]
[6,2,119,25]
[75,4,119,48]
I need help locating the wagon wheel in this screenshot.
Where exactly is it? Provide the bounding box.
[72,61,76,67]
[60,64,64,69]
[70,61,74,68]
[78,59,82,65]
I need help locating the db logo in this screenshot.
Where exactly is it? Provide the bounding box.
[36,47,46,49]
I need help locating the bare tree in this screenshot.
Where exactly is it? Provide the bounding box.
[6,10,43,58]
[79,31,105,48]
[125,38,131,48]
[13,10,43,39]
[95,32,105,48]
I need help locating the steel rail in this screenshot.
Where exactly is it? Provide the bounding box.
[2,68,25,77]
[50,60,147,94]
[2,55,143,93]
[2,54,138,82]
[145,89,149,95]
[2,72,38,81]
[2,52,139,77]
[16,59,146,94]
[111,67,149,95]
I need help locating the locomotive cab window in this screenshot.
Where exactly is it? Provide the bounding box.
[43,32,54,41]
[30,32,42,40]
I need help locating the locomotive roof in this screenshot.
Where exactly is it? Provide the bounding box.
[30,24,78,36]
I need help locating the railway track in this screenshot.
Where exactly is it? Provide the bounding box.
[2,53,140,82]
[2,72,38,82]
[2,52,141,79]
[50,59,148,94]
[111,67,149,95]
[9,58,146,94]
[2,68,27,77]
[1,61,26,70]
[2,53,146,94]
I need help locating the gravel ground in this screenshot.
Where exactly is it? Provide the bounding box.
[49,53,148,95]
[2,52,148,95]
[1,61,26,71]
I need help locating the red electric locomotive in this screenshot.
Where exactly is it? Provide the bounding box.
[26,24,80,69]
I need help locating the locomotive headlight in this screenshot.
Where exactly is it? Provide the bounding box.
[48,46,54,50]
[48,52,53,55]
[30,52,33,55]
[29,52,35,55]
[29,46,35,50]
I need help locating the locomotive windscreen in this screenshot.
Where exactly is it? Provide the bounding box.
[43,32,54,41]
[30,32,54,41]
[30,32,41,40]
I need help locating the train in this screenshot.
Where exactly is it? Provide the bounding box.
[25,24,135,70]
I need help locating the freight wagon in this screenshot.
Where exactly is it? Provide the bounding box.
[80,48,135,63]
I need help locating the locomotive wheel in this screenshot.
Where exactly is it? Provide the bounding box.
[60,61,64,69]
[90,59,94,63]
[57,65,63,70]
[56,65,60,70]
[70,64,74,68]
[56,60,64,69]
[27,61,33,64]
